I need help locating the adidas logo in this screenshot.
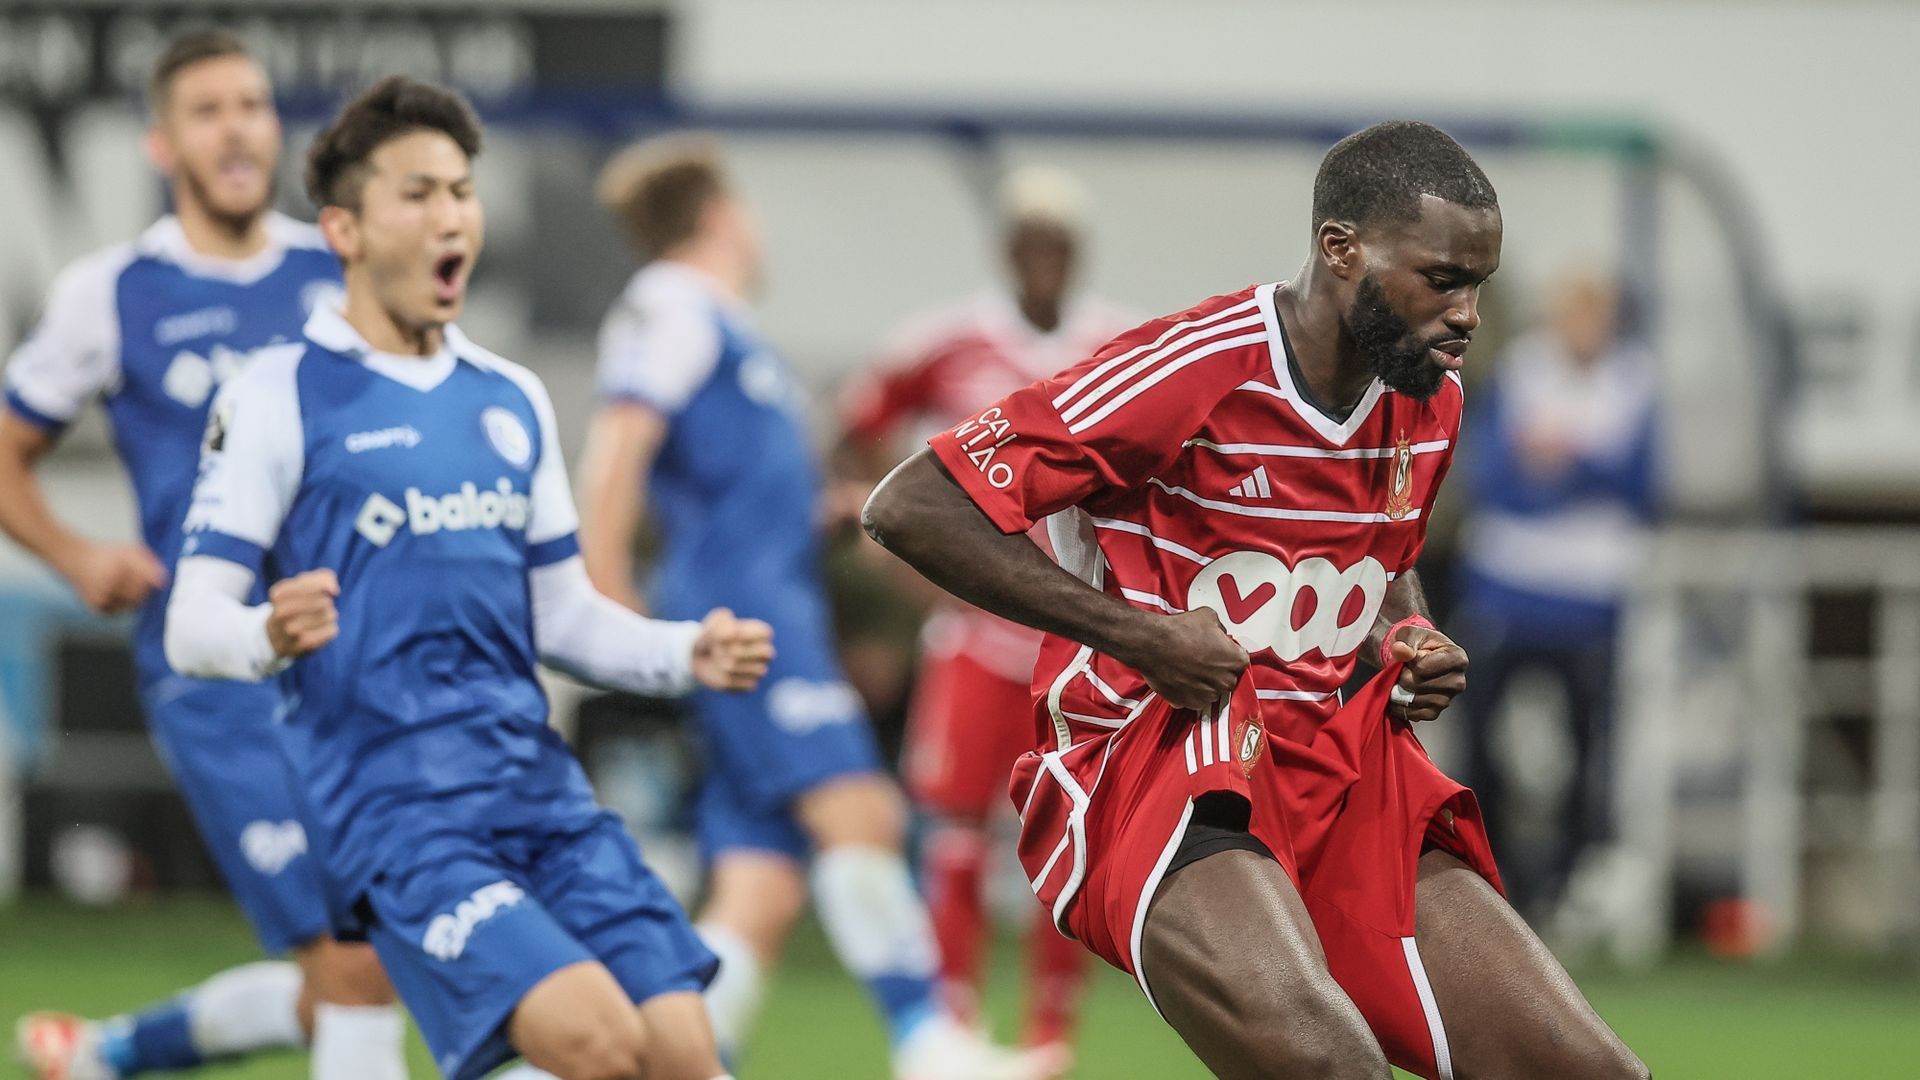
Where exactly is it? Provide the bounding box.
[1229,466,1273,500]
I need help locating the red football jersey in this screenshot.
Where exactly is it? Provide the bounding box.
[847,291,1136,680]
[928,282,1462,753]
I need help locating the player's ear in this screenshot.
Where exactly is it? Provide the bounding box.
[1317,220,1362,282]
[143,124,175,176]
[317,204,360,262]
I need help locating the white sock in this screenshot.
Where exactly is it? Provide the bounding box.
[695,922,765,1062]
[185,961,305,1055]
[810,845,940,1037]
[310,1003,406,1080]
[490,1067,558,1079]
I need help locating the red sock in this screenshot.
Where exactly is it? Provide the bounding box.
[1023,902,1090,1048]
[922,822,989,1025]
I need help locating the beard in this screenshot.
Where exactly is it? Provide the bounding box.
[179,157,274,238]
[1347,274,1447,401]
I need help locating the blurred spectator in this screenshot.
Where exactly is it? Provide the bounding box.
[1454,272,1659,920]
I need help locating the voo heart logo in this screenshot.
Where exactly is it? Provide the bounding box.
[1187,552,1388,662]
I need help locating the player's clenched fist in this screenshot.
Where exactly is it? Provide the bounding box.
[62,541,167,615]
[1126,607,1250,713]
[1387,625,1469,723]
[691,607,775,692]
[267,569,340,659]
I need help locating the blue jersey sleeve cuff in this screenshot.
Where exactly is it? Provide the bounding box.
[6,390,70,436]
[180,530,267,574]
[528,531,581,568]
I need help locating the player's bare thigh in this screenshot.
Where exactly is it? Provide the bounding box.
[1412,850,1648,1080]
[510,961,724,1080]
[1141,847,1389,1080]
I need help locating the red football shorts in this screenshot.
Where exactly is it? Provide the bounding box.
[905,648,1039,818]
[1009,664,1501,1079]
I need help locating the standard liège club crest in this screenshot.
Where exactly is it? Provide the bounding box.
[1382,431,1415,520]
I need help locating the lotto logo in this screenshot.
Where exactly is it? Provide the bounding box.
[422,880,526,962]
[354,479,530,547]
[1187,552,1388,662]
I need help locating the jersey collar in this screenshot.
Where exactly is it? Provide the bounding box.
[136,212,301,285]
[1255,281,1385,446]
[303,303,461,392]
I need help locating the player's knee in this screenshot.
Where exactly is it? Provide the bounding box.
[1582,1039,1650,1080]
[798,774,908,849]
[537,1009,651,1080]
[1236,994,1387,1080]
[295,939,395,1006]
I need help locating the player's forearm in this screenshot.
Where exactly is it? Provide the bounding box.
[863,450,1158,664]
[1363,570,1432,666]
[164,556,283,681]
[575,408,659,609]
[0,423,89,579]
[530,556,700,695]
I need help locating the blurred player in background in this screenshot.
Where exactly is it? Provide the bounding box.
[580,137,1039,1079]
[165,76,772,1080]
[838,166,1136,1071]
[1,32,405,1080]
[866,122,1645,1079]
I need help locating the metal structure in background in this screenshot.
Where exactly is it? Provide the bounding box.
[1617,528,1920,963]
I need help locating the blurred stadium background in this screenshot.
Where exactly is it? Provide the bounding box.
[1,1,1918,1077]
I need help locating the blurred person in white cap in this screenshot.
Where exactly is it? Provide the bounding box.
[837,165,1137,1076]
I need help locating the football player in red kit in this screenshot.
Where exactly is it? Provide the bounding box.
[841,167,1135,1070]
[863,122,1646,1080]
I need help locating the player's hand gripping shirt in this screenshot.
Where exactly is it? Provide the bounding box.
[844,291,1137,681]
[181,304,600,906]
[928,282,1463,753]
[1,214,339,681]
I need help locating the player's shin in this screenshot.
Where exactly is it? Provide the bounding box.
[310,1003,405,1080]
[809,845,942,1042]
[1023,906,1089,1051]
[695,922,765,1064]
[922,821,990,1023]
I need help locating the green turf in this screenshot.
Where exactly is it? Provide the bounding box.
[3,896,1916,1078]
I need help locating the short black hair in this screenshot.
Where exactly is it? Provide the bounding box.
[1311,121,1497,231]
[149,29,253,113]
[304,76,483,210]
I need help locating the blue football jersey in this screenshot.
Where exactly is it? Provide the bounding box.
[595,262,827,622]
[182,305,599,904]
[2,214,341,681]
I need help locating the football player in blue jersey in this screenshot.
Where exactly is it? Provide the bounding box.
[577,137,1042,1079]
[164,77,771,1080]
[2,31,408,1080]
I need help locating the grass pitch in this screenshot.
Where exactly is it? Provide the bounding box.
[2,897,1915,1078]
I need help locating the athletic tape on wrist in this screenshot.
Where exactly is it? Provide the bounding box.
[1380,613,1435,669]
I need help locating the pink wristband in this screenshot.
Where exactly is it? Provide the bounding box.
[1380,614,1435,668]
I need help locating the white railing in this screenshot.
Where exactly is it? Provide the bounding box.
[1612,526,1920,963]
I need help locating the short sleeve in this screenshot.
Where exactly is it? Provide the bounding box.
[928,310,1269,534]
[490,360,581,566]
[594,275,723,416]
[3,250,128,433]
[180,346,308,573]
[1405,374,1465,567]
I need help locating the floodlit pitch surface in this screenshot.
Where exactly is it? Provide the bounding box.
[0,898,1914,1078]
